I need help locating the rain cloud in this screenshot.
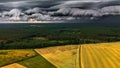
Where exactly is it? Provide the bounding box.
[0,0,120,21]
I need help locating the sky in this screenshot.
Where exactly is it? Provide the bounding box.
[0,0,120,21]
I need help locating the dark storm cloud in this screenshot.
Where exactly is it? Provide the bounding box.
[0,0,119,10]
[0,0,120,21]
[50,0,120,9]
[0,0,62,9]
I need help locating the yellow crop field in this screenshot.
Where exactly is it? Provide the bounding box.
[35,45,80,68]
[81,42,120,68]
[0,50,36,67]
[1,63,27,68]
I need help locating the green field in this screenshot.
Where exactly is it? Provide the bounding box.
[19,55,56,68]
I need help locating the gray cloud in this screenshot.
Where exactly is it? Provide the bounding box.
[8,9,22,20]
[0,0,118,9]
[0,0,120,21]
[0,0,62,9]
[51,5,120,16]
[25,7,42,14]
[50,0,120,9]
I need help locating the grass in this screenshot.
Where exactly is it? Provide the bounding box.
[19,55,56,68]
[0,50,36,67]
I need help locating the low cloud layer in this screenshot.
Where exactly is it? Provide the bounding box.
[53,5,120,16]
[0,0,120,21]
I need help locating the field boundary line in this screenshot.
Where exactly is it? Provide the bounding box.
[34,49,57,67]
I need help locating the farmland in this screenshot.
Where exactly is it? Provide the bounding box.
[35,45,79,68]
[0,50,36,67]
[19,55,56,68]
[0,42,119,68]
[35,42,120,68]
[81,42,120,68]
[0,49,56,68]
